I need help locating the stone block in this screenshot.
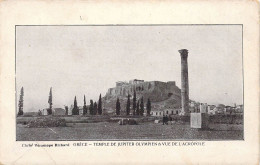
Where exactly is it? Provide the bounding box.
[200,104,207,113]
[154,120,161,124]
[190,113,209,129]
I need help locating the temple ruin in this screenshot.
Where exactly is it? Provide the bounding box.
[179,49,189,115]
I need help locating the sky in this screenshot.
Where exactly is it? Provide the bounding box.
[16,25,243,112]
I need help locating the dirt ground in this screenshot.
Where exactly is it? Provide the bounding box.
[16,122,243,141]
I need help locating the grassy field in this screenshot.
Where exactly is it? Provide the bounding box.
[16,122,243,141]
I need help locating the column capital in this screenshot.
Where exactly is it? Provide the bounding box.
[179,49,189,58]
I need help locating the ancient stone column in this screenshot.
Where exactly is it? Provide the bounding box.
[179,49,189,115]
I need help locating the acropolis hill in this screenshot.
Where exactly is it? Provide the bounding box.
[103,79,182,112]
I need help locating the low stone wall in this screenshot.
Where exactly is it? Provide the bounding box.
[171,115,190,122]
[156,114,243,125]
[209,114,243,124]
[17,115,156,125]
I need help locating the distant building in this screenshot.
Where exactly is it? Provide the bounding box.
[129,79,144,85]
[106,80,181,105]
[41,109,48,115]
[151,110,163,117]
[235,105,243,113]
[68,105,73,115]
[207,105,216,115]
[199,103,208,113]
[79,106,83,115]
[116,81,129,87]
[53,108,66,116]
[164,109,180,115]
[151,108,181,117]
[224,106,234,114]
[189,101,199,113]
[216,104,225,114]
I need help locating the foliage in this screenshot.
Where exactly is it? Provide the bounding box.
[83,95,87,115]
[116,98,120,115]
[93,102,98,115]
[18,87,24,116]
[136,100,140,115]
[72,96,79,115]
[89,100,94,115]
[65,106,69,115]
[140,97,144,116]
[98,94,102,115]
[146,98,151,116]
[47,108,52,115]
[126,94,130,115]
[38,110,42,116]
[132,89,136,115]
[47,87,53,115]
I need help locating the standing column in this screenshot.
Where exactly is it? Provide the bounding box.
[179,49,189,115]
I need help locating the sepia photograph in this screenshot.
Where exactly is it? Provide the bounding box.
[16,25,243,141]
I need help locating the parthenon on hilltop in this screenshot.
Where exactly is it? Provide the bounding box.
[105,79,181,103]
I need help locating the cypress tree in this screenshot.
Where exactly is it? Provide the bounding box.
[72,96,79,115]
[140,96,144,116]
[98,94,102,115]
[47,87,53,115]
[18,87,24,116]
[83,95,87,115]
[65,106,68,115]
[133,89,136,115]
[136,100,140,115]
[146,98,151,116]
[116,98,120,115]
[89,100,94,115]
[93,102,97,115]
[126,94,130,115]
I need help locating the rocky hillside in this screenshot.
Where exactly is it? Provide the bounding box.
[102,80,182,113]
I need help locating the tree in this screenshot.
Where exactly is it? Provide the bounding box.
[116,98,121,115]
[146,98,151,116]
[93,102,97,115]
[126,94,130,115]
[140,97,144,116]
[89,100,94,115]
[18,87,24,116]
[98,94,102,115]
[38,109,42,116]
[65,106,68,115]
[136,100,140,115]
[83,95,87,115]
[72,96,79,115]
[148,83,152,89]
[132,89,136,115]
[47,87,53,115]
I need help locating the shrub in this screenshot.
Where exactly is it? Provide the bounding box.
[27,117,66,128]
